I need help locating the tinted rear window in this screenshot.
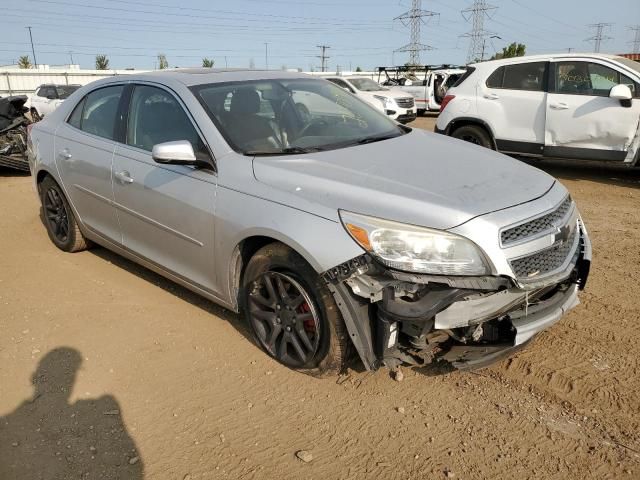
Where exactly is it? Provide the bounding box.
[487,62,547,91]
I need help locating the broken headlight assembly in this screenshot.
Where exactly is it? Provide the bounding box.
[339,211,491,276]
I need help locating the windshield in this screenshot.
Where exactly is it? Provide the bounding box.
[348,78,386,92]
[55,85,80,99]
[617,57,640,76]
[191,78,406,155]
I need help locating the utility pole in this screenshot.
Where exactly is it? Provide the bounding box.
[461,1,498,63]
[69,51,74,65]
[264,42,269,70]
[628,25,640,54]
[586,23,613,53]
[26,26,37,68]
[567,47,574,53]
[393,0,438,66]
[316,45,330,72]
[224,55,228,68]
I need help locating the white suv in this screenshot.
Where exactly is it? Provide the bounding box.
[325,76,416,124]
[30,84,82,118]
[436,54,640,165]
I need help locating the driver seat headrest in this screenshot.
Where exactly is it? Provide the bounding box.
[231,89,261,115]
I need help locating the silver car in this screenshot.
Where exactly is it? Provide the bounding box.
[28,69,591,375]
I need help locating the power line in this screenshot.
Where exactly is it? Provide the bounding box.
[461,1,497,63]
[316,45,330,72]
[393,0,439,65]
[629,25,640,54]
[586,23,613,53]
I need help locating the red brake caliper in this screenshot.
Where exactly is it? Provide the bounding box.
[298,302,315,333]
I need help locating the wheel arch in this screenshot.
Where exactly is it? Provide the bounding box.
[446,117,498,150]
[228,231,325,311]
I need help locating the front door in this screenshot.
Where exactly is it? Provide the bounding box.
[55,84,125,244]
[111,84,219,294]
[545,59,640,161]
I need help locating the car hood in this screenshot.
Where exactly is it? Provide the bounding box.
[252,129,555,230]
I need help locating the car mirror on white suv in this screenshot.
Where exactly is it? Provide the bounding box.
[152,140,198,165]
[610,84,633,107]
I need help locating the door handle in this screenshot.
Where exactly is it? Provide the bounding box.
[114,170,134,184]
[484,93,500,100]
[58,149,72,160]
[550,102,570,110]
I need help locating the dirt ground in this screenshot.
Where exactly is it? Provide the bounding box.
[1,116,639,479]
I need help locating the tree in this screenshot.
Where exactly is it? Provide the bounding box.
[202,58,214,68]
[18,55,32,69]
[355,66,362,72]
[95,54,109,70]
[490,42,526,61]
[157,53,168,69]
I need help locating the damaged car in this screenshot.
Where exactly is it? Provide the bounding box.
[0,95,36,172]
[436,54,640,165]
[28,70,591,375]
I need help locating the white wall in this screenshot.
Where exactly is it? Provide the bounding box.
[0,67,149,97]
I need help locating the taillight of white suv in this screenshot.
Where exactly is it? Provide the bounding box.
[440,94,455,113]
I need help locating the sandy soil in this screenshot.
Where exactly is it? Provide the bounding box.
[1,118,639,479]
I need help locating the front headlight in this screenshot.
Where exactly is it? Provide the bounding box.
[373,95,394,108]
[340,211,491,276]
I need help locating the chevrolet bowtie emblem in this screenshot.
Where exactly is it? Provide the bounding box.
[554,224,571,245]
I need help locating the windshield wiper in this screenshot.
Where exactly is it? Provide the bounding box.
[245,146,323,156]
[356,133,401,145]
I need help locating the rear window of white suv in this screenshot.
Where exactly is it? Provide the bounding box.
[486,62,547,91]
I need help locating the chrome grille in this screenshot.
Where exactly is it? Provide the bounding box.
[395,97,415,108]
[501,196,573,246]
[509,227,578,279]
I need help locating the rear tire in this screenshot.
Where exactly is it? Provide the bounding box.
[40,176,89,253]
[241,242,351,376]
[451,124,494,149]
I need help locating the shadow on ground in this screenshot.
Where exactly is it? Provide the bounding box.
[0,347,144,479]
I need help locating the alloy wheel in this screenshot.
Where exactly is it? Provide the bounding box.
[43,187,69,243]
[248,271,321,367]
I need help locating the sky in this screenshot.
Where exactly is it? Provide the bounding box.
[1,0,639,71]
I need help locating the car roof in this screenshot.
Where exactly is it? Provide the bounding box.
[470,53,627,68]
[114,68,311,87]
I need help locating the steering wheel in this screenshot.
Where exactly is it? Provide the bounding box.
[297,118,331,138]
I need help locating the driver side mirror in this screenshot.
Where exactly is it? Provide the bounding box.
[152,140,199,166]
[610,84,633,107]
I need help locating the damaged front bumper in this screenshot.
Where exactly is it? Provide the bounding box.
[323,220,591,372]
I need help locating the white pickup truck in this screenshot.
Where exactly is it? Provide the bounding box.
[378,66,467,114]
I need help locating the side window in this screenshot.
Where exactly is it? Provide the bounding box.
[588,63,619,95]
[554,62,633,97]
[126,85,208,159]
[486,66,505,88]
[502,62,547,91]
[67,97,85,129]
[327,78,350,91]
[79,85,124,140]
[620,72,639,98]
[39,87,56,98]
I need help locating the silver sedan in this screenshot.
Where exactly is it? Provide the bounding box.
[28,69,591,375]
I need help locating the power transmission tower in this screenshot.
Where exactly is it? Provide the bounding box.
[586,23,613,53]
[316,45,330,72]
[394,0,439,66]
[461,1,497,63]
[628,25,640,54]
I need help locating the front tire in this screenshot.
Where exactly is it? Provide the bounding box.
[241,242,351,376]
[451,124,494,149]
[40,176,89,252]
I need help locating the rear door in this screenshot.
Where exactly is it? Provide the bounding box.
[544,59,640,160]
[112,83,220,294]
[54,84,125,244]
[479,61,549,156]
